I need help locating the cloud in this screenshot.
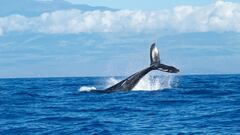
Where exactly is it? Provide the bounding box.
[0,0,240,35]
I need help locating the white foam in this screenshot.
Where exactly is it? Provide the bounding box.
[79,86,96,92]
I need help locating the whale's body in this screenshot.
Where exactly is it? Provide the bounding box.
[93,43,179,93]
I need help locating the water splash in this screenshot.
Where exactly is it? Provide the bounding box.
[79,86,96,92]
[106,75,175,91]
[106,77,121,88]
[79,75,175,92]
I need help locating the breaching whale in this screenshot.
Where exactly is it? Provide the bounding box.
[93,43,179,93]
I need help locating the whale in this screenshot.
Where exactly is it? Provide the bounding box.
[92,43,179,93]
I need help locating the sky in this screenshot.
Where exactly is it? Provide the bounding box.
[0,0,240,78]
[67,0,240,10]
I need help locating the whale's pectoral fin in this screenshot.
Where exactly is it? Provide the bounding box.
[150,43,179,73]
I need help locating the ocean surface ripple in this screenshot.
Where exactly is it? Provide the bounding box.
[0,74,240,134]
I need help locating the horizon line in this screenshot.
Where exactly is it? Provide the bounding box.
[0,73,239,79]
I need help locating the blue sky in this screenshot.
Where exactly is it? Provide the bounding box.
[67,0,240,10]
[0,0,240,78]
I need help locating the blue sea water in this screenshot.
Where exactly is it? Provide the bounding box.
[0,74,240,134]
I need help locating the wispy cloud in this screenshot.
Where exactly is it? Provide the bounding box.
[0,0,240,36]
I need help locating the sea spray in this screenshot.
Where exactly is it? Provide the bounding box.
[79,75,175,92]
[106,77,121,88]
[105,75,175,91]
[133,75,174,91]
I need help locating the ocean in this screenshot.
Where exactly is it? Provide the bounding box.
[0,74,239,134]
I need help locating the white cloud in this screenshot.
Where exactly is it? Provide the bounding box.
[0,0,240,35]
